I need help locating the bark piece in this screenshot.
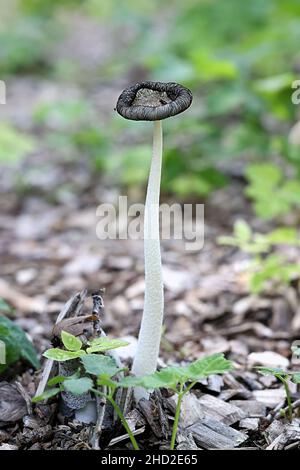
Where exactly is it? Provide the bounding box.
[187,417,247,449]
[248,351,289,369]
[197,394,246,425]
[253,389,286,407]
[0,382,27,422]
[239,418,260,431]
[230,400,267,418]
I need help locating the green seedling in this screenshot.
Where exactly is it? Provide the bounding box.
[33,352,138,450]
[257,366,300,421]
[245,163,300,220]
[43,330,130,361]
[0,315,40,374]
[35,330,233,450]
[117,353,233,449]
[34,331,137,448]
[218,220,300,294]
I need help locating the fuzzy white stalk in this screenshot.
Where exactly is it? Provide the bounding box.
[132,120,164,401]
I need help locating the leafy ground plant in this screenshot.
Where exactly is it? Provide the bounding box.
[34,332,138,447]
[0,313,40,374]
[118,353,233,449]
[218,220,300,293]
[34,332,233,450]
[257,366,300,421]
[245,163,300,220]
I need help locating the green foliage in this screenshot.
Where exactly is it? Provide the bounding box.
[61,330,82,352]
[258,366,300,386]
[257,362,300,420]
[63,377,94,395]
[250,255,300,294]
[35,333,232,451]
[245,163,300,219]
[43,331,129,363]
[117,353,232,450]
[0,124,35,164]
[81,354,121,377]
[34,100,90,130]
[218,220,300,293]
[32,387,61,403]
[0,316,40,374]
[0,17,55,75]
[86,337,129,354]
[43,348,85,361]
[3,1,300,198]
[119,353,233,392]
[218,220,299,254]
[106,142,227,196]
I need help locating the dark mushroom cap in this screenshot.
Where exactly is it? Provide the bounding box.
[116,81,193,121]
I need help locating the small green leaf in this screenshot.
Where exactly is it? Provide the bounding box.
[234,220,252,243]
[0,316,40,373]
[292,373,300,384]
[81,354,119,377]
[0,123,35,163]
[246,163,282,188]
[120,368,184,391]
[119,354,233,391]
[32,388,60,403]
[266,228,299,245]
[257,366,288,379]
[185,353,233,380]
[61,330,82,352]
[63,377,93,395]
[47,375,68,387]
[86,337,129,353]
[97,374,119,388]
[43,348,86,362]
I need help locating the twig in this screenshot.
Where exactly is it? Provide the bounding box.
[108,426,145,447]
[90,386,107,449]
[35,290,87,397]
[15,381,32,415]
[274,398,300,420]
[265,398,300,423]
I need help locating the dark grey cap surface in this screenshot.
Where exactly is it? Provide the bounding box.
[116,81,193,121]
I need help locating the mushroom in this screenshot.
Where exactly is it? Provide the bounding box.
[116,81,193,400]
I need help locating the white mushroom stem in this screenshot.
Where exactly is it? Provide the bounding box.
[132,120,164,401]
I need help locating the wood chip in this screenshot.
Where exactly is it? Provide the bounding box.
[176,432,201,450]
[0,444,19,450]
[188,417,247,449]
[264,420,287,444]
[0,382,28,422]
[197,394,246,425]
[248,351,289,369]
[253,389,286,407]
[230,400,266,418]
[0,278,45,314]
[239,418,260,431]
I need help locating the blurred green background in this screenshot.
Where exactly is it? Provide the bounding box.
[1,0,300,209]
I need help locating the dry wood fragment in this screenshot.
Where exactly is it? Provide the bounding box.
[0,278,45,314]
[0,382,28,422]
[197,394,246,425]
[176,432,201,450]
[230,400,266,418]
[187,417,247,449]
[138,392,169,439]
[239,417,260,431]
[253,389,286,407]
